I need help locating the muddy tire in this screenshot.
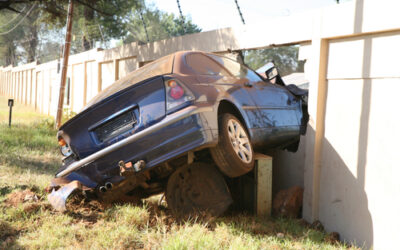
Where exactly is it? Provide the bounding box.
[210,113,254,177]
[166,162,232,219]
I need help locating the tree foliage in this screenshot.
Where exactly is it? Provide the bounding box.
[244,46,305,76]
[72,0,142,51]
[0,9,25,66]
[0,1,202,66]
[122,4,201,44]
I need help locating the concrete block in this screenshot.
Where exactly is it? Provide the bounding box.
[255,153,273,216]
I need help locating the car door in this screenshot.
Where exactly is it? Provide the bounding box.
[245,80,301,128]
[184,52,262,130]
[207,54,301,129]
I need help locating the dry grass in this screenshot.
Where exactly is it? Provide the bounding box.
[0,96,359,249]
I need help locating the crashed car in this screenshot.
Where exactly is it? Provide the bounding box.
[49,51,307,217]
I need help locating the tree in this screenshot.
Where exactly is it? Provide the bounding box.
[0,0,202,66]
[0,1,142,49]
[244,46,305,76]
[19,4,40,63]
[35,28,64,63]
[72,0,142,52]
[122,4,201,44]
[0,1,142,65]
[0,9,25,66]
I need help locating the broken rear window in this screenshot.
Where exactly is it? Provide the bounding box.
[85,54,174,108]
[185,53,230,77]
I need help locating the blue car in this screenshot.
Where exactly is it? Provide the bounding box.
[49,51,307,217]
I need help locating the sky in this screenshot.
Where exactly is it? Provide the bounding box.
[145,0,349,31]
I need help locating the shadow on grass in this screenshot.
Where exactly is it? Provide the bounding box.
[217,213,329,244]
[0,185,37,197]
[0,123,57,151]
[0,153,59,176]
[139,197,335,247]
[0,219,22,249]
[0,122,60,176]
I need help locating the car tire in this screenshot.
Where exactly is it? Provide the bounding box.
[166,162,232,219]
[210,113,255,178]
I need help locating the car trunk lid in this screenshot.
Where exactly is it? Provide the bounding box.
[60,76,166,159]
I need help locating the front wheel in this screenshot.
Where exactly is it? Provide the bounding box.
[210,113,254,177]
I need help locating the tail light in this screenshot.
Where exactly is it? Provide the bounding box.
[165,79,194,111]
[58,137,72,157]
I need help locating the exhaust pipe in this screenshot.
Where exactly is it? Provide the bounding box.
[105,182,113,190]
[99,186,107,193]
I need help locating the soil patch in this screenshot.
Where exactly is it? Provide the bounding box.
[4,189,39,207]
[64,192,108,225]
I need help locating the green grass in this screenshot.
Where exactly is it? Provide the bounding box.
[0,96,359,249]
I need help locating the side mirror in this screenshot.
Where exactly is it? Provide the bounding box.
[265,64,279,81]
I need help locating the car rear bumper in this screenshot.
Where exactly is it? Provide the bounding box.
[56,104,216,180]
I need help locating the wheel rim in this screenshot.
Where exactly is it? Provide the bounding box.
[227,119,252,163]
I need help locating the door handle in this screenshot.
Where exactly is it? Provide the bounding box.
[244,82,253,87]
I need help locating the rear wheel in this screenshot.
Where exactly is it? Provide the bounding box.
[210,113,254,177]
[166,162,232,219]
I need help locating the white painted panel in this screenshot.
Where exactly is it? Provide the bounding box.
[36,71,43,113]
[369,32,400,78]
[21,71,26,104]
[26,70,31,105]
[327,31,400,79]
[86,61,97,104]
[361,0,400,33]
[100,62,114,90]
[32,72,37,109]
[364,78,400,250]
[72,64,85,112]
[118,57,137,79]
[19,72,23,101]
[42,70,51,115]
[327,38,365,79]
[319,78,373,247]
[324,79,363,177]
[49,69,59,117]
[14,72,17,98]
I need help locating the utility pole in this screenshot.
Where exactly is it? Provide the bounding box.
[56,0,74,128]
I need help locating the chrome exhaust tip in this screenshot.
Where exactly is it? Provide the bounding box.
[105,182,113,190]
[99,186,107,193]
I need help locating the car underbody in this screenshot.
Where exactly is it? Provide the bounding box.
[48,148,233,218]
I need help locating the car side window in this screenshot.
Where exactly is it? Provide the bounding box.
[208,54,263,83]
[185,53,230,77]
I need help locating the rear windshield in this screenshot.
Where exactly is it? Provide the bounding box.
[208,54,263,82]
[85,54,174,108]
[185,53,231,76]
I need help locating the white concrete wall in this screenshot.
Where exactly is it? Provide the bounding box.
[316,31,400,249]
